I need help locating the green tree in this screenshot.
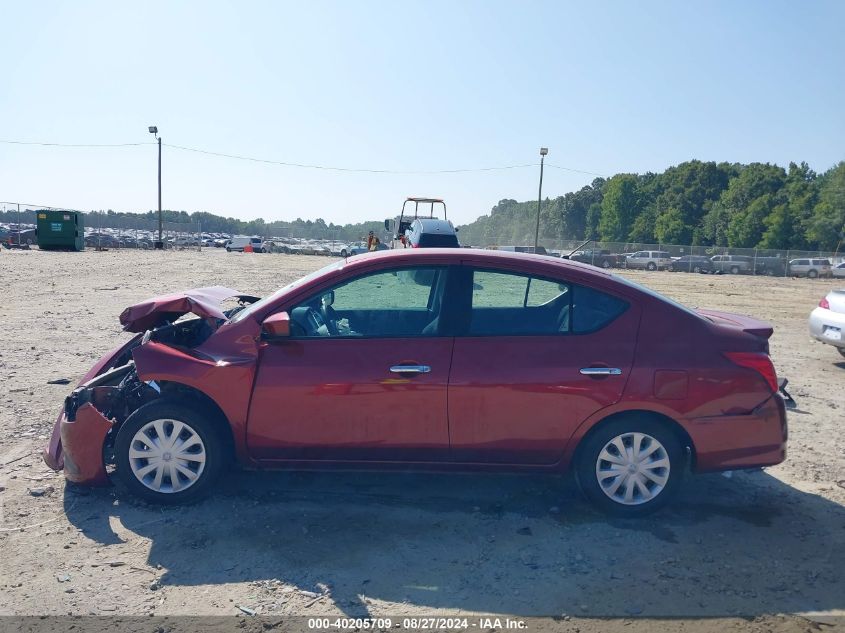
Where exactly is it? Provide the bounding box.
[599,174,639,241]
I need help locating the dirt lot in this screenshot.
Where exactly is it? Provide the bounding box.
[1,248,844,631]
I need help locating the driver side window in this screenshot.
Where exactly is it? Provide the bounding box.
[290,266,448,338]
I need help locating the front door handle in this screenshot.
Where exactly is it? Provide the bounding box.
[390,365,431,374]
[580,367,622,376]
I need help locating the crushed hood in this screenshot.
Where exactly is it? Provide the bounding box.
[119,286,259,332]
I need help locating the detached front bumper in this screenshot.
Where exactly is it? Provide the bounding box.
[43,403,113,486]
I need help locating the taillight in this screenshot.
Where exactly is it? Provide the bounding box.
[723,352,778,393]
[819,297,830,309]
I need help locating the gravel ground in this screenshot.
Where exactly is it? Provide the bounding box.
[1,247,843,632]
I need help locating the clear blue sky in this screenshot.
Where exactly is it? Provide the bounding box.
[1,0,843,225]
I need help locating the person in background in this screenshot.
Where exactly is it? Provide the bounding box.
[366,230,376,251]
[369,236,381,252]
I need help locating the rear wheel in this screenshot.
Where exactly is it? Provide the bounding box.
[692,265,701,273]
[646,262,657,271]
[575,417,685,516]
[340,249,348,258]
[601,260,611,269]
[808,269,818,279]
[114,401,226,504]
[729,265,740,274]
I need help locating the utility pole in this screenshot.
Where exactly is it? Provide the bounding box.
[534,147,548,252]
[149,126,163,249]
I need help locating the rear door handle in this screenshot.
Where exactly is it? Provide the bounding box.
[580,367,622,376]
[390,365,431,374]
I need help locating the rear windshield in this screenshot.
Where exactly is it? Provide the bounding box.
[418,233,460,248]
[613,274,705,321]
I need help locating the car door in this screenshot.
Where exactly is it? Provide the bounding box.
[447,265,639,465]
[246,265,455,462]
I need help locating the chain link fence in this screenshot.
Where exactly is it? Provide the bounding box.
[478,238,843,277]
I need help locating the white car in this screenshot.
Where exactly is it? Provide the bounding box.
[625,250,673,271]
[790,258,832,278]
[832,262,845,278]
[809,290,845,358]
[226,236,264,253]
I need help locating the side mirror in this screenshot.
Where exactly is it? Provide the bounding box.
[262,311,291,340]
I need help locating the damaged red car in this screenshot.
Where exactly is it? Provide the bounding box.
[44,249,789,515]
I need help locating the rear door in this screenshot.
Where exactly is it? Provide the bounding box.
[446,265,639,465]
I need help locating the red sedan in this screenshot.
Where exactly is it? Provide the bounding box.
[43,249,788,515]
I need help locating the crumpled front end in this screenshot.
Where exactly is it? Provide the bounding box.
[43,336,143,483]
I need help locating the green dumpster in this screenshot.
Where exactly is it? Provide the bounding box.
[35,210,84,251]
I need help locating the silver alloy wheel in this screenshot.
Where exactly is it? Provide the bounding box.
[128,419,206,493]
[595,432,670,505]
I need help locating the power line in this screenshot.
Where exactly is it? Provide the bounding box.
[0,139,154,148]
[0,138,606,176]
[545,163,608,178]
[163,143,538,174]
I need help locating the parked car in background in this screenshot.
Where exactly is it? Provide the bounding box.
[790,258,832,278]
[668,255,714,273]
[832,263,845,279]
[404,218,460,248]
[567,249,621,269]
[43,248,788,516]
[625,251,673,271]
[710,255,753,275]
[213,238,230,248]
[754,256,787,277]
[809,290,845,358]
[227,236,264,253]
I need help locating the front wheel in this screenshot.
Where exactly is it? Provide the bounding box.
[340,249,348,258]
[646,262,657,271]
[729,265,740,274]
[575,417,685,516]
[808,269,818,279]
[113,400,226,504]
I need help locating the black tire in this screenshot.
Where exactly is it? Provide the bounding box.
[838,348,845,359]
[575,416,685,517]
[808,269,818,279]
[601,260,611,269]
[226,247,231,252]
[646,262,657,271]
[692,265,701,273]
[340,249,348,258]
[113,400,227,504]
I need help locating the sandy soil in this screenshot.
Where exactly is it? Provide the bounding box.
[1,248,843,631]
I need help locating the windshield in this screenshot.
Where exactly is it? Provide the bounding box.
[227,260,344,324]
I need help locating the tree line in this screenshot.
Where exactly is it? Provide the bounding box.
[456,160,845,252]
[0,207,386,243]
[3,159,842,250]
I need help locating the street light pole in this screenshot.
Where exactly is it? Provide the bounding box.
[149,126,163,249]
[534,147,548,252]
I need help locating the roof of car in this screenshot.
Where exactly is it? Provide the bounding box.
[344,247,610,276]
[411,218,455,233]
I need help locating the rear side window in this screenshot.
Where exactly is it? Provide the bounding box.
[571,285,629,333]
[466,269,627,336]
